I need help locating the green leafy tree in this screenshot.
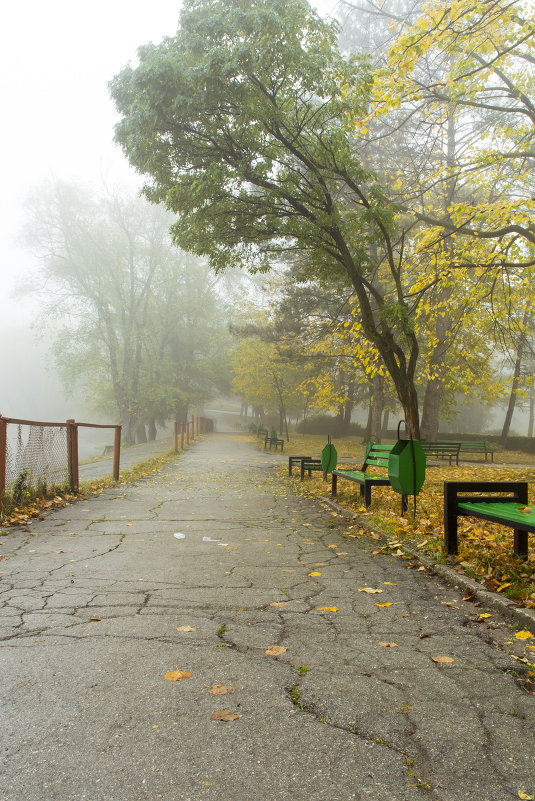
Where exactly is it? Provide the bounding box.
[23,181,228,441]
[109,0,430,436]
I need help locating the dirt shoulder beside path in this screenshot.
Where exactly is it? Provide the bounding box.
[1,433,534,801]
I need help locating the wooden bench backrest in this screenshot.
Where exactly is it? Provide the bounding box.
[361,443,393,472]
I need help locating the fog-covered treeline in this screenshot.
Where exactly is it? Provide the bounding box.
[21,182,233,443]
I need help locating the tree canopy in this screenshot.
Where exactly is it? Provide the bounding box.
[109,0,426,434]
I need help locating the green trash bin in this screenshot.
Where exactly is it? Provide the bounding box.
[321,441,337,480]
[388,438,426,496]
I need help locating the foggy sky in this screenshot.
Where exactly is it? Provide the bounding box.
[1,0,334,328]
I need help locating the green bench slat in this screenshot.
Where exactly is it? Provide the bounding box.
[335,470,389,482]
[458,501,535,530]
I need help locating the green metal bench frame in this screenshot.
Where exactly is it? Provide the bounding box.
[288,455,311,476]
[421,442,461,466]
[265,430,284,452]
[444,480,533,559]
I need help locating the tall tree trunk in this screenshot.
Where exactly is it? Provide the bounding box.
[528,384,534,438]
[381,409,390,438]
[501,331,525,447]
[371,373,384,442]
[136,423,147,443]
[420,379,442,442]
[148,419,157,441]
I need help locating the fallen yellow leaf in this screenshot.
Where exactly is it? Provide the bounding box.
[478,614,492,621]
[207,684,235,695]
[317,606,339,612]
[431,656,454,664]
[378,642,399,647]
[375,602,394,607]
[265,645,287,657]
[308,572,322,577]
[269,602,288,607]
[515,631,534,640]
[518,791,534,800]
[176,626,196,632]
[164,670,192,681]
[497,582,512,592]
[359,587,383,594]
[383,582,397,586]
[211,709,240,722]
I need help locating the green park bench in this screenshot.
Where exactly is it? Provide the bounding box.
[331,442,404,508]
[288,455,312,476]
[457,440,494,462]
[444,481,533,559]
[264,429,284,452]
[421,441,461,466]
[297,441,338,481]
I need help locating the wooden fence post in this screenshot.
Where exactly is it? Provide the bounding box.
[113,426,121,481]
[180,423,184,450]
[66,420,79,493]
[190,415,195,441]
[174,422,178,454]
[0,415,6,513]
[186,421,190,446]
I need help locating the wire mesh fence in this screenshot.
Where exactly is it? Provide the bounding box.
[5,421,70,502]
[0,416,122,515]
[0,421,70,506]
[0,413,211,516]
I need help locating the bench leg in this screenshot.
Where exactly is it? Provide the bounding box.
[331,473,337,497]
[514,529,528,559]
[401,494,408,514]
[443,483,458,554]
[364,483,372,507]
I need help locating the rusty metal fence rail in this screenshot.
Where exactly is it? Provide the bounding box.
[0,415,121,513]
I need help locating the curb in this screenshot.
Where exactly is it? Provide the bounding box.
[319,495,535,632]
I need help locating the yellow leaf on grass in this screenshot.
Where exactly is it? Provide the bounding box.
[211,709,240,722]
[308,572,322,577]
[207,684,235,695]
[317,606,339,612]
[378,642,399,647]
[515,631,534,640]
[375,602,394,607]
[176,626,196,632]
[497,582,512,592]
[165,670,192,681]
[359,587,383,594]
[431,656,454,664]
[265,645,287,657]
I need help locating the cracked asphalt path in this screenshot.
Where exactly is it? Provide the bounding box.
[1,434,535,801]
